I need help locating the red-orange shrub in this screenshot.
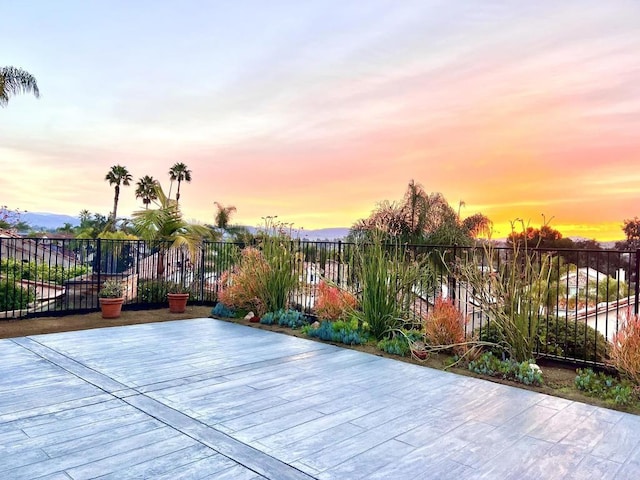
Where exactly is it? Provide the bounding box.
[610,310,640,385]
[218,247,270,315]
[423,296,466,353]
[314,281,357,321]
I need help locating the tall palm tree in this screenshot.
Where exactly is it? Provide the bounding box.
[168,162,192,203]
[105,165,132,229]
[0,66,40,107]
[135,175,158,209]
[213,202,237,230]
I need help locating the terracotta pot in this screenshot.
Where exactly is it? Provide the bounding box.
[99,297,124,319]
[412,349,428,360]
[167,293,189,313]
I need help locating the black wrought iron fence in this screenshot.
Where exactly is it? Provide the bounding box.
[1,235,638,365]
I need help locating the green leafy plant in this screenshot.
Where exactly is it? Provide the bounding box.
[575,368,636,406]
[260,309,309,329]
[167,282,190,294]
[259,218,299,313]
[99,279,124,298]
[538,316,610,363]
[0,280,35,311]
[137,279,171,303]
[132,184,211,276]
[468,352,543,386]
[458,221,552,362]
[211,302,235,318]
[218,219,298,316]
[302,318,369,345]
[1,259,88,285]
[352,235,434,340]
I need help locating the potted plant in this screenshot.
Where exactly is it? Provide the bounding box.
[167,282,190,314]
[99,279,124,319]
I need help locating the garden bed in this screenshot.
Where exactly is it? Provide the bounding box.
[214,314,640,415]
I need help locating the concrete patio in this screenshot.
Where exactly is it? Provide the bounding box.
[1,318,640,479]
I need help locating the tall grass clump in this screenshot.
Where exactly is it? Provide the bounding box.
[260,220,298,313]
[457,221,552,362]
[610,310,640,385]
[352,235,434,340]
[218,218,298,315]
[218,247,269,315]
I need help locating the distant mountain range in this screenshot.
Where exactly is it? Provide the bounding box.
[22,212,79,230]
[19,212,351,240]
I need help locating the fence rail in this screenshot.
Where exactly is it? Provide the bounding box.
[1,236,638,365]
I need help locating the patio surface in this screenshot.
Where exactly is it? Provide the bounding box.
[2,319,640,479]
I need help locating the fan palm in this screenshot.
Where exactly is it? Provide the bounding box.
[105,165,132,229]
[168,162,192,203]
[135,175,158,209]
[0,66,40,107]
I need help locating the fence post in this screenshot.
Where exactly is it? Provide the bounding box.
[635,248,640,315]
[96,238,102,301]
[199,242,207,301]
[449,244,457,303]
[337,240,342,286]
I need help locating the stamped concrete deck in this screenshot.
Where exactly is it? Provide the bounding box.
[1,318,640,479]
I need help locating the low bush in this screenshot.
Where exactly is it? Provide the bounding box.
[424,297,466,353]
[302,318,369,345]
[610,312,640,385]
[478,316,609,363]
[211,302,235,318]
[377,330,423,357]
[468,352,543,386]
[1,259,88,285]
[0,280,35,311]
[260,309,309,329]
[575,368,636,407]
[137,279,171,303]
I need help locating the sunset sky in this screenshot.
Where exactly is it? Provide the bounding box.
[2,1,639,240]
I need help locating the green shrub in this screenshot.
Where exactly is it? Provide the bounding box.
[477,316,610,363]
[1,259,88,285]
[302,318,369,345]
[378,337,410,356]
[575,368,636,406]
[0,280,35,311]
[538,317,609,363]
[352,236,433,340]
[260,309,308,328]
[137,279,171,303]
[211,303,235,318]
[377,330,423,356]
[468,352,543,386]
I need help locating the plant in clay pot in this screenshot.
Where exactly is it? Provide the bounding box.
[99,279,124,319]
[167,282,190,314]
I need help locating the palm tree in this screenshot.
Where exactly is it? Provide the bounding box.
[135,175,158,209]
[133,184,211,276]
[105,165,132,229]
[168,162,192,203]
[213,202,237,230]
[0,66,40,107]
